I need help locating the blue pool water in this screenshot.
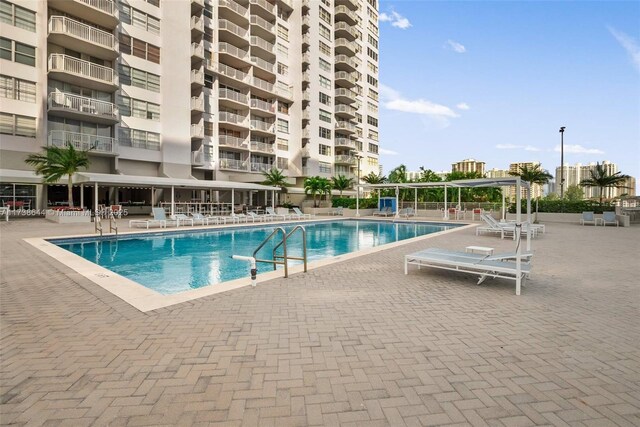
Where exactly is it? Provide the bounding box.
[52,220,461,295]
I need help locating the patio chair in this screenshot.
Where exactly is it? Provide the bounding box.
[597,211,618,227]
[476,213,539,240]
[329,206,343,216]
[230,212,248,223]
[400,207,415,218]
[580,211,596,226]
[292,207,312,219]
[246,211,268,222]
[110,204,123,218]
[372,206,392,217]
[129,207,171,228]
[171,213,194,226]
[266,206,287,221]
[404,247,533,290]
[485,213,545,235]
[191,212,217,225]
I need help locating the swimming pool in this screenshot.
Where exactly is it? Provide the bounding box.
[51,220,462,295]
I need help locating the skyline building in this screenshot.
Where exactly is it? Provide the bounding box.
[0,0,380,207]
[451,158,485,176]
[555,161,636,199]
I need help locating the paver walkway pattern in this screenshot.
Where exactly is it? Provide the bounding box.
[0,219,639,426]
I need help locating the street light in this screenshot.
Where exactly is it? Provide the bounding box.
[559,126,566,199]
[354,154,363,217]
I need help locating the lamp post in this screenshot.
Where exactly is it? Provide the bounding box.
[559,126,565,199]
[354,154,362,217]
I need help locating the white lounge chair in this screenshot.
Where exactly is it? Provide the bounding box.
[171,213,194,226]
[400,207,416,218]
[372,206,392,217]
[476,213,540,239]
[597,211,618,227]
[292,207,312,219]
[404,248,532,290]
[329,206,343,216]
[129,207,172,228]
[484,213,545,235]
[230,212,248,223]
[191,213,217,225]
[580,211,596,226]
[246,211,268,222]
[266,207,287,221]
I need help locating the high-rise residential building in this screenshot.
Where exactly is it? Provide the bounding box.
[485,168,509,179]
[0,0,380,208]
[556,161,635,200]
[509,162,544,200]
[451,158,485,176]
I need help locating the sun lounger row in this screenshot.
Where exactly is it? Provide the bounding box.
[130,207,312,229]
[476,213,544,239]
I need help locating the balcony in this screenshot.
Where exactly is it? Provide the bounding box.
[335,0,359,11]
[191,42,204,60]
[48,0,117,29]
[219,112,249,129]
[302,166,309,175]
[48,130,117,155]
[191,0,205,12]
[211,61,250,84]
[335,54,360,72]
[250,120,275,134]
[250,141,275,154]
[301,147,310,158]
[250,162,273,173]
[48,92,119,124]
[191,149,213,167]
[334,138,357,149]
[335,71,357,88]
[335,88,357,104]
[277,86,292,100]
[219,19,249,42]
[250,15,275,35]
[218,42,251,67]
[191,124,204,139]
[301,52,310,65]
[302,16,310,31]
[334,21,358,41]
[335,121,357,133]
[302,110,310,121]
[219,0,249,21]
[219,135,249,150]
[249,0,275,19]
[302,34,310,48]
[219,158,248,171]
[190,95,204,113]
[250,98,275,113]
[302,71,310,82]
[251,76,274,93]
[334,155,357,165]
[48,16,116,60]
[190,69,204,87]
[191,16,204,34]
[251,56,274,74]
[335,5,358,25]
[302,91,310,103]
[302,129,310,139]
[48,54,117,92]
[250,36,275,57]
[219,88,248,108]
[335,104,357,118]
[335,38,358,56]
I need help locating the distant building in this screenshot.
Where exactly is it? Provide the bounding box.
[555,161,634,200]
[452,159,485,175]
[509,162,544,200]
[486,168,510,179]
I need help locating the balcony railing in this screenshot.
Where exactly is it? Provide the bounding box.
[335,87,357,100]
[212,61,249,82]
[191,42,204,58]
[191,0,205,8]
[335,5,358,23]
[250,141,275,153]
[250,98,275,112]
[219,0,248,17]
[48,16,115,50]
[335,104,357,115]
[219,112,248,125]
[191,16,204,32]
[335,121,357,132]
[250,36,274,53]
[334,21,358,40]
[219,88,248,104]
[78,0,116,16]
[335,54,360,69]
[219,158,247,171]
[335,155,356,165]
[48,54,116,86]
[252,76,274,92]
[302,71,310,81]
[190,96,204,111]
[250,162,273,173]
[191,124,204,138]
[219,19,248,39]
[302,52,310,64]
[219,135,249,149]
[277,87,292,99]
[251,56,274,72]
[335,38,358,55]
[48,92,118,119]
[250,120,274,132]
[334,138,357,149]
[192,149,212,166]
[250,15,274,32]
[191,69,204,85]
[218,42,249,61]
[335,71,357,85]
[48,130,117,154]
[250,0,275,14]
[302,110,310,120]
[302,129,310,139]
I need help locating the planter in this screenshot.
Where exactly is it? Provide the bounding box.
[45,209,92,223]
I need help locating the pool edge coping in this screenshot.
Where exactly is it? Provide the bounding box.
[25,220,477,313]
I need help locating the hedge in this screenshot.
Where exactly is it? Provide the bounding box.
[509,200,615,214]
[331,197,378,209]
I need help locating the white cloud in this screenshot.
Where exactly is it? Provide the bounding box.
[379,148,398,155]
[445,39,466,53]
[554,144,604,155]
[456,102,470,110]
[608,26,640,72]
[379,11,412,30]
[379,84,459,120]
[496,144,540,152]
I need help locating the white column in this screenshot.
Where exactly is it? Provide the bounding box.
[395,186,399,218]
[526,185,532,251]
[151,186,155,207]
[444,185,448,219]
[515,178,522,296]
[414,188,417,214]
[355,185,360,217]
[80,184,84,209]
[231,189,235,213]
[171,186,175,216]
[271,190,275,208]
[501,187,506,221]
[94,182,98,214]
[458,187,461,209]
[264,190,267,207]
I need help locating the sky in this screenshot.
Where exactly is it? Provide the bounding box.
[376,0,640,191]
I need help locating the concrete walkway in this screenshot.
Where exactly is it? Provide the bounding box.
[1,219,638,426]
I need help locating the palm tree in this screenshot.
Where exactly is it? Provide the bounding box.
[580,162,630,204]
[319,177,333,205]
[361,172,386,184]
[25,145,90,207]
[509,164,553,220]
[262,167,289,205]
[331,175,353,197]
[304,176,323,207]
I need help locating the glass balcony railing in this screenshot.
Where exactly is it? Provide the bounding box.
[191,124,204,138]
[78,0,116,16]
[190,69,204,85]
[250,36,274,53]
[210,61,249,82]
[190,96,204,111]
[48,130,117,154]
[252,76,274,92]
[334,138,357,149]
[249,0,275,15]
[335,121,357,132]
[48,16,115,50]
[191,16,204,32]
[48,92,118,120]
[335,155,357,165]
[191,42,204,58]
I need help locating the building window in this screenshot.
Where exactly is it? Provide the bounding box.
[277,42,288,57]
[319,75,331,89]
[368,130,378,141]
[368,88,378,101]
[319,127,331,139]
[276,157,289,169]
[368,61,378,74]
[119,34,160,64]
[119,128,160,150]
[276,138,288,151]
[368,34,378,49]
[367,101,378,114]
[368,143,378,154]
[278,101,289,114]
[277,118,289,133]
[319,109,331,123]
[0,1,36,32]
[0,112,36,137]
[369,22,378,36]
[277,24,288,41]
[367,47,378,61]
[367,7,377,20]
[319,92,331,106]
[368,0,377,8]
[277,62,288,76]
[367,115,378,127]
[319,57,331,72]
[319,41,331,56]
[120,4,160,34]
[367,157,378,167]
[319,162,332,174]
[355,113,362,123]
[318,143,331,155]
[0,75,35,102]
[319,24,330,40]
[319,7,331,24]
[118,96,160,120]
[367,75,378,87]
[0,37,35,66]
[119,65,160,92]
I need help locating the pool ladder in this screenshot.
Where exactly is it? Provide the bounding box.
[252,225,308,278]
[94,212,118,238]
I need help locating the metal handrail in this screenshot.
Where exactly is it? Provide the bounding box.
[253,227,288,277]
[109,212,118,236]
[95,213,103,236]
[272,225,307,274]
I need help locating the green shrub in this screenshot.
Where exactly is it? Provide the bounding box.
[508,200,614,214]
[331,197,378,209]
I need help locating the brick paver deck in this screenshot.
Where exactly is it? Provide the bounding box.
[1,219,639,426]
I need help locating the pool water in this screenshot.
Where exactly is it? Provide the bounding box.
[52,220,461,295]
